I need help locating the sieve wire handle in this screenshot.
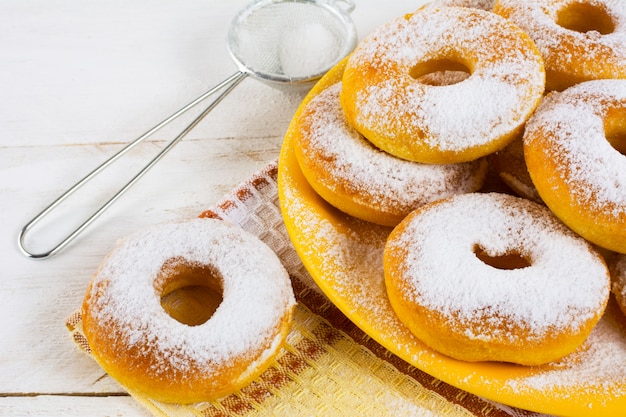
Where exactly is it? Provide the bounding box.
[18,71,248,260]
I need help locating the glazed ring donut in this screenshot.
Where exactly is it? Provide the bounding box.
[610,254,626,317]
[340,6,545,164]
[494,0,626,91]
[384,192,610,365]
[524,79,626,254]
[292,82,488,226]
[81,218,296,404]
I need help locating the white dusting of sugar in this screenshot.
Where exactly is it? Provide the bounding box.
[358,76,523,151]
[494,0,626,84]
[387,193,610,342]
[524,79,626,217]
[506,301,626,402]
[279,23,341,78]
[344,6,544,153]
[295,82,486,216]
[85,218,296,377]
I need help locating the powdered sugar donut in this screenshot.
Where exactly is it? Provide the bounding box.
[81,218,296,403]
[384,192,610,365]
[292,82,487,226]
[524,79,626,254]
[494,0,626,91]
[340,6,545,164]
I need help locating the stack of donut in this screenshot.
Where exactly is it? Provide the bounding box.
[291,0,626,366]
[79,0,626,405]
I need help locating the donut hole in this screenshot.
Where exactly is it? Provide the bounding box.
[474,246,531,270]
[410,58,471,86]
[157,258,224,326]
[556,2,615,35]
[605,109,626,156]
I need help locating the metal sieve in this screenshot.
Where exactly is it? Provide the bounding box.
[228,0,357,86]
[18,0,358,259]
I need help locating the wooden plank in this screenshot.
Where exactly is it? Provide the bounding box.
[0,0,250,147]
[0,395,150,417]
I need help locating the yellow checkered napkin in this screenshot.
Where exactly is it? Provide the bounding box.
[68,301,477,417]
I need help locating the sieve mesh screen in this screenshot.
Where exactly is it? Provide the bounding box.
[228,1,355,82]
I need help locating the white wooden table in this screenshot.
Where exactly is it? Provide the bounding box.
[0,0,422,415]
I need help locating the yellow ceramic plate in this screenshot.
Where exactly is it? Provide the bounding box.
[277,58,626,417]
